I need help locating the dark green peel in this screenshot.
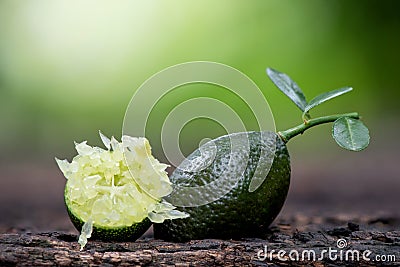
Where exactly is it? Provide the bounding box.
[154,67,370,242]
[154,132,290,242]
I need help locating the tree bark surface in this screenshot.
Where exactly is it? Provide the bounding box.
[1,219,399,266]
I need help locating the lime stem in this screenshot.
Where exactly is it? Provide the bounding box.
[277,112,360,143]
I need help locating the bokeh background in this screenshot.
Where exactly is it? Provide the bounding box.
[0,0,399,232]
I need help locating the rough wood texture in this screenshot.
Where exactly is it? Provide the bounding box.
[1,160,399,266]
[1,219,399,266]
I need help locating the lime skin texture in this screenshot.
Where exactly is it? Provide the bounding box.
[154,131,291,242]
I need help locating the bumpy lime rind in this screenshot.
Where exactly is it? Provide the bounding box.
[154,131,291,241]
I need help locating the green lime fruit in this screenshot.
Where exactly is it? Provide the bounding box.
[154,67,370,242]
[154,131,290,241]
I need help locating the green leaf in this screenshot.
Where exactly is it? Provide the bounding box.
[332,117,370,151]
[266,68,307,112]
[303,87,352,118]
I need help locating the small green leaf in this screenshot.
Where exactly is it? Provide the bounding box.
[332,117,370,151]
[303,87,352,119]
[266,68,307,112]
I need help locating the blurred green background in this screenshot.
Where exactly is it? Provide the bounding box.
[0,0,399,230]
[1,0,399,161]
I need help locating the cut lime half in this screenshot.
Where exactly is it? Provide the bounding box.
[64,174,154,243]
[56,132,188,250]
